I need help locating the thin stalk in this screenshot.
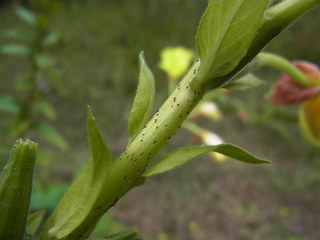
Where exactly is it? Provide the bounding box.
[256,52,318,87]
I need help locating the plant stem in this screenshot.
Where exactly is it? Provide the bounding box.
[47,61,205,240]
[256,52,317,87]
[101,60,204,208]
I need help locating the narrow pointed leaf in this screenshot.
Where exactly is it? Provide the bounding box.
[87,106,111,167]
[32,101,57,120]
[196,0,269,86]
[41,106,112,240]
[2,28,33,41]
[42,32,60,47]
[223,73,265,90]
[128,52,155,140]
[15,7,36,26]
[0,139,37,240]
[1,44,31,56]
[104,227,140,240]
[35,54,55,69]
[143,144,270,177]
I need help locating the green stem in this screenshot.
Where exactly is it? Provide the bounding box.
[256,52,317,87]
[103,60,204,206]
[206,0,320,89]
[45,61,205,240]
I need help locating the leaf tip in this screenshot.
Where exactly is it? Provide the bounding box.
[87,105,94,121]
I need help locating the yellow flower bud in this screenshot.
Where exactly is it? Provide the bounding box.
[159,46,195,80]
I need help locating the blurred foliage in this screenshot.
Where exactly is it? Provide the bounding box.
[0,2,67,169]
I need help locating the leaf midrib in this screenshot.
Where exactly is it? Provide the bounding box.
[201,0,243,77]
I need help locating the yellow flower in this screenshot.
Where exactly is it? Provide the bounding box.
[159,46,195,80]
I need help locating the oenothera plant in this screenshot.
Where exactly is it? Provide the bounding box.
[1,0,319,239]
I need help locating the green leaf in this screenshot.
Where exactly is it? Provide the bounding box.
[143,144,270,177]
[104,227,141,240]
[87,106,111,168]
[42,32,60,47]
[0,139,38,240]
[26,210,46,236]
[35,54,55,68]
[40,106,112,240]
[1,44,31,56]
[32,101,57,120]
[0,96,20,114]
[196,0,269,86]
[222,73,265,90]
[32,123,68,150]
[2,28,33,42]
[15,7,36,26]
[128,52,155,141]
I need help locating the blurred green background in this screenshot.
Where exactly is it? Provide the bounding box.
[0,0,320,239]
